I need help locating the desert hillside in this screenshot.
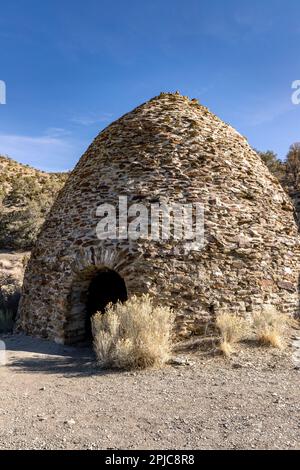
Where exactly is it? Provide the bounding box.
[0,155,68,250]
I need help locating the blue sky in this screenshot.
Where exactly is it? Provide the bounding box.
[0,0,300,171]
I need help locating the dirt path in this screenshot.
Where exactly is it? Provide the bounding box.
[0,334,299,450]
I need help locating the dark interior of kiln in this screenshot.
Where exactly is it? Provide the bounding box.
[85,269,128,339]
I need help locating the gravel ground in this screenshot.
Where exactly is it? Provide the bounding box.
[0,332,299,450]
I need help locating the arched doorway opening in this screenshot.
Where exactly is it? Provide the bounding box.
[85,269,127,338]
[65,267,127,345]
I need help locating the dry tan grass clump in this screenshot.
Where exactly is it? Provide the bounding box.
[92,294,174,370]
[216,313,249,357]
[253,305,289,349]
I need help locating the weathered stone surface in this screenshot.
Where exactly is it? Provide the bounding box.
[16,92,300,344]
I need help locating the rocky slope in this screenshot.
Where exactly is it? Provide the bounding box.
[0,155,68,250]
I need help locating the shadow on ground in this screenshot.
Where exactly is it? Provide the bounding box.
[8,355,101,378]
[0,333,119,378]
[1,333,90,356]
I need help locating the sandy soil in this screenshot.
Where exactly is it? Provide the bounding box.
[0,333,299,450]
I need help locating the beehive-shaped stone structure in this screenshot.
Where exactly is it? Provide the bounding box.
[17,93,300,344]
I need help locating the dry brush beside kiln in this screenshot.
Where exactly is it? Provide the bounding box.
[16,92,300,344]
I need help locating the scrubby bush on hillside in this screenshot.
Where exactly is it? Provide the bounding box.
[0,201,45,249]
[256,150,285,183]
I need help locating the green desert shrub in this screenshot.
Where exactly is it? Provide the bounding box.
[0,202,45,249]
